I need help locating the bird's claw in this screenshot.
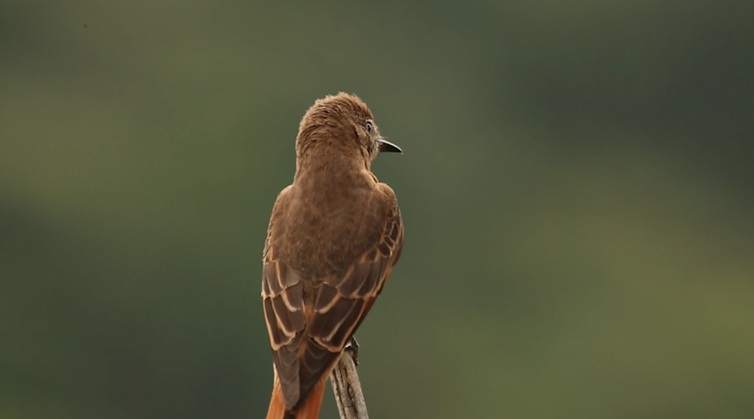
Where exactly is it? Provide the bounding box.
[345,336,360,366]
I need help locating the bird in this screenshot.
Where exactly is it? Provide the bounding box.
[261,93,404,419]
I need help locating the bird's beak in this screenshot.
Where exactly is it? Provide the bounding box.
[378,138,402,153]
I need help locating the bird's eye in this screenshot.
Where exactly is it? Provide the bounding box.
[365,121,373,133]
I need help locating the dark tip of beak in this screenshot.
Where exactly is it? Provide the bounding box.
[378,138,402,154]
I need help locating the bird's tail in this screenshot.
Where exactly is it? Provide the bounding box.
[265,371,326,419]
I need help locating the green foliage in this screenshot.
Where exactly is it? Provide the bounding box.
[1,1,753,418]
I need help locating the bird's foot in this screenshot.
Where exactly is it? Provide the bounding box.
[345,336,360,366]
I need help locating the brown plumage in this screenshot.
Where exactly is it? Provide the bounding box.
[262,93,403,419]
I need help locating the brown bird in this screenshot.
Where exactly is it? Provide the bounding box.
[262,93,403,419]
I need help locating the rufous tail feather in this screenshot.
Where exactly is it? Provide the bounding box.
[265,369,326,419]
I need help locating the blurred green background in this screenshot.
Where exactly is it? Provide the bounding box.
[2,1,753,418]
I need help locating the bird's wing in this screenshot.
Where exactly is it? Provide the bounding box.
[301,195,402,399]
[261,185,309,410]
[261,187,403,411]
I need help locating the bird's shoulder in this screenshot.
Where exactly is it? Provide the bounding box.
[262,185,294,263]
[374,181,403,266]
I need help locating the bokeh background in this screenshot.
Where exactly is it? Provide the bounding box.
[2,1,753,418]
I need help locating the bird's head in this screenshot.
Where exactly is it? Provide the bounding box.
[295,93,401,168]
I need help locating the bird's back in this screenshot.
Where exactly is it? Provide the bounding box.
[270,178,387,279]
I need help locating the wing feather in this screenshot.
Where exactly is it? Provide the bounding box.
[262,185,403,411]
